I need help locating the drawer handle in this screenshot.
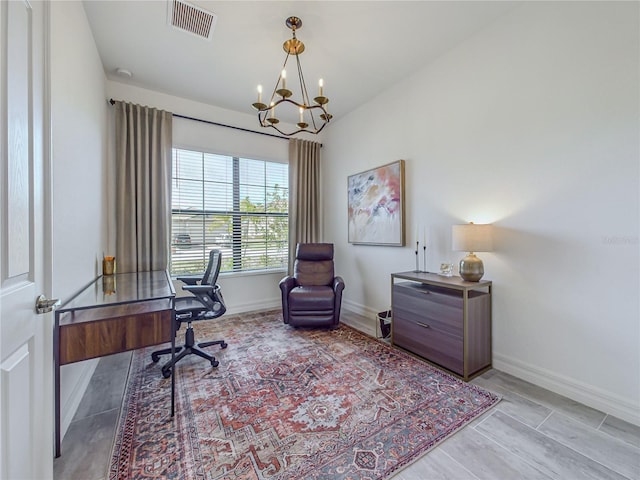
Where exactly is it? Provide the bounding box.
[416,322,431,329]
[420,290,431,294]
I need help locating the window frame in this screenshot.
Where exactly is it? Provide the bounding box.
[170,148,289,277]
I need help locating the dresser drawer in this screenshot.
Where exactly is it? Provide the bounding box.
[393,283,464,333]
[392,313,464,375]
[394,282,465,308]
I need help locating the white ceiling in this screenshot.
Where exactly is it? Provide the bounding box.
[83,1,518,124]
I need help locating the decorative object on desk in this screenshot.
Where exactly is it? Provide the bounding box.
[348,160,405,245]
[109,310,499,480]
[251,17,331,136]
[439,262,454,276]
[414,240,420,272]
[452,222,493,282]
[103,256,116,275]
[102,275,116,295]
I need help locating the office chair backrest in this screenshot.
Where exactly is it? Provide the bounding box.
[202,249,222,286]
[293,243,335,286]
[179,249,225,317]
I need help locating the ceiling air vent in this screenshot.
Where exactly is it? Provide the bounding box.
[168,0,217,40]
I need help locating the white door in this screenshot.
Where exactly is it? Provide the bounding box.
[0,1,53,479]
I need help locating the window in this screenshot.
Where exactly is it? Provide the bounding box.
[170,148,288,275]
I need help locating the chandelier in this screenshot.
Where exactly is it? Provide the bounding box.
[252,16,332,136]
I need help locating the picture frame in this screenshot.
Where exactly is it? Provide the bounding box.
[347,160,405,246]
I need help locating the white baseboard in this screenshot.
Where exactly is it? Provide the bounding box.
[225,298,281,316]
[342,298,379,320]
[494,352,640,426]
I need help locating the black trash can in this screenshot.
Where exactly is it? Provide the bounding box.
[377,310,392,339]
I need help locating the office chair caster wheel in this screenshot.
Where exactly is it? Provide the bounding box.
[211,359,219,367]
[221,342,228,349]
[162,367,172,378]
[151,353,160,363]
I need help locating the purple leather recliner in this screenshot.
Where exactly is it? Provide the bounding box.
[279,243,345,328]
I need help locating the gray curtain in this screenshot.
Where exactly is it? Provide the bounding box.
[288,138,322,272]
[114,101,172,273]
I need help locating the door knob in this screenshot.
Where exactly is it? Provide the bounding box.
[36,294,60,314]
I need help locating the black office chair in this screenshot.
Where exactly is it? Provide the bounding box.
[152,249,227,378]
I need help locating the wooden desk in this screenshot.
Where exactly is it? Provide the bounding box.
[54,271,176,457]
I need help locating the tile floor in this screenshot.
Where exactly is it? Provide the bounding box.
[53,310,640,480]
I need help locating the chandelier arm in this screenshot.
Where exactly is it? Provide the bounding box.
[295,54,310,108]
[294,53,328,131]
[293,54,313,129]
[268,52,292,104]
[308,109,319,131]
[264,121,307,137]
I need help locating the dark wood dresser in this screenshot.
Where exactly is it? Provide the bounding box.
[391,271,492,380]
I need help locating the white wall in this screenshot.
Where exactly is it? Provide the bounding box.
[323,2,639,424]
[105,81,293,313]
[51,1,108,437]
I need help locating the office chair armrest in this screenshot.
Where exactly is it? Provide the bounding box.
[182,284,219,294]
[333,276,345,294]
[177,274,202,285]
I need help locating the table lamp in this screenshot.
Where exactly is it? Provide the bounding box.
[451,222,493,282]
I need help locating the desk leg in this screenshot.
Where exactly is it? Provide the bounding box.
[54,313,61,458]
[171,299,175,416]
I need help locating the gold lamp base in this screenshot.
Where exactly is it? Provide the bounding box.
[459,253,484,282]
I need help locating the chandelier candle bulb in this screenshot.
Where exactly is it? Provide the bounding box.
[267,102,280,125]
[319,78,323,96]
[299,107,304,122]
[281,69,286,89]
[257,85,262,103]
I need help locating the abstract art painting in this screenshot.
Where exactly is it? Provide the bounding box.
[348,160,405,245]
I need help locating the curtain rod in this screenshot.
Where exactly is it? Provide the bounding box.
[108,98,322,146]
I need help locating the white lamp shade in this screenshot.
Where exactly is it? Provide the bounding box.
[452,223,493,252]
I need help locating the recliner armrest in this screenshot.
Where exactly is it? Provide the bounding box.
[177,274,202,285]
[279,276,298,325]
[279,276,297,295]
[333,276,345,326]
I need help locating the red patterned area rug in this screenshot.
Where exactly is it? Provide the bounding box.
[109,310,499,480]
